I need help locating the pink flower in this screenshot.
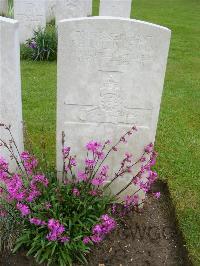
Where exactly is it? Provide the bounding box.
[86,141,102,152]
[124,194,139,207]
[62,146,70,156]
[144,143,154,154]
[44,202,52,210]
[26,189,41,202]
[0,157,8,171]
[33,175,48,187]
[85,159,95,168]
[92,224,103,235]
[83,236,91,244]
[72,188,80,196]
[154,192,161,199]
[29,217,43,226]
[91,235,103,243]
[46,219,65,242]
[70,157,77,167]
[91,176,105,186]
[20,151,38,175]
[16,203,30,216]
[77,171,88,182]
[88,190,98,196]
[60,236,70,243]
[0,210,7,217]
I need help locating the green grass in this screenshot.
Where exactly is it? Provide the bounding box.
[21,0,200,264]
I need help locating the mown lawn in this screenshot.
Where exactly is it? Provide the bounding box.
[21,0,200,264]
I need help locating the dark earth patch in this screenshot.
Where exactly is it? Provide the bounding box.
[0,181,191,266]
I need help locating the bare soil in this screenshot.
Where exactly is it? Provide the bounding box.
[0,181,191,266]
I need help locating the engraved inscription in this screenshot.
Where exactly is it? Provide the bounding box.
[68,31,154,69]
[64,75,152,126]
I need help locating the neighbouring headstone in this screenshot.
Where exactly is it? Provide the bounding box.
[46,0,56,22]
[0,16,24,171]
[56,0,92,23]
[0,0,8,15]
[14,0,46,43]
[99,0,132,18]
[57,17,171,197]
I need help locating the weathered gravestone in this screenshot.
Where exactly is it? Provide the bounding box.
[99,0,132,18]
[57,17,171,197]
[0,16,23,171]
[14,0,46,43]
[46,0,56,22]
[56,0,92,23]
[0,0,7,15]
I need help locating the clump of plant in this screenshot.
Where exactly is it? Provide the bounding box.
[21,24,57,61]
[0,123,160,265]
[0,0,13,18]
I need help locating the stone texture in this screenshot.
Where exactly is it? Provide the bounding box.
[46,0,56,22]
[57,17,171,197]
[99,0,132,18]
[0,16,23,171]
[14,0,46,43]
[0,0,8,15]
[0,0,7,14]
[56,0,92,23]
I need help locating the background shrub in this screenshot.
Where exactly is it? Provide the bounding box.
[21,23,57,61]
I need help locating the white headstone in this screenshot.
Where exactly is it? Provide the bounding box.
[46,0,56,22]
[99,0,132,18]
[0,16,23,171]
[56,0,92,23]
[14,0,46,43]
[57,17,171,196]
[0,0,8,15]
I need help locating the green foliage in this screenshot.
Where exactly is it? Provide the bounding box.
[21,25,57,61]
[7,0,14,18]
[13,174,114,265]
[0,201,22,252]
[21,0,200,265]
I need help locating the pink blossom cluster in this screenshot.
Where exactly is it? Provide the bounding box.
[83,214,116,244]
[86,140,104,160]
[16,203,30,216]
[29,217,46,226]
[77,171,88,182]
[0,157,9,182]
[91,165,109,186]
[46,219,69,243]
[2,173,47,206]
[20,151,38,175]
[124,194,139,208]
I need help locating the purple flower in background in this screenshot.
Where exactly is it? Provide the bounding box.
[29,41,37,49]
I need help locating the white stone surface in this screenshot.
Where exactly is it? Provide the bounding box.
[56,0,92,23]
[0,16,23,171]
[57,17,171,197]
[46,0,56,22]
[14,0,46,43]
[99,0,132,18]
[0,0,7,14]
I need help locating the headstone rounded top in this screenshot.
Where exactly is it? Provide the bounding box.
[59,16,171,33]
